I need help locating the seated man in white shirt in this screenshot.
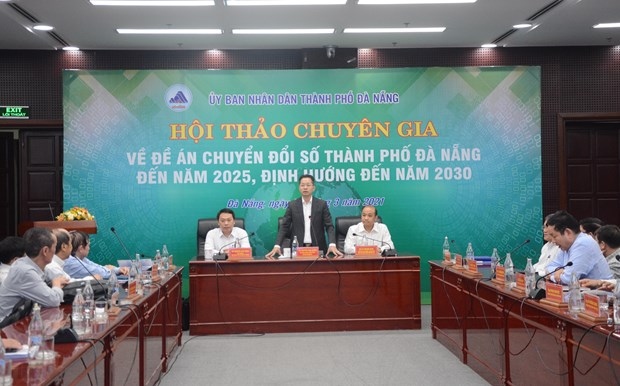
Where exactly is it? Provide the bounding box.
[0,227,68,322]
[0,236,26,286]
[204,208,250,259]
[44,228,73,282]
[343,205,394,255]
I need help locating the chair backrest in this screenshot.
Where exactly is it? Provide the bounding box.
[335,215,382,252]
[197,217,245,256]
[0,298,33,329]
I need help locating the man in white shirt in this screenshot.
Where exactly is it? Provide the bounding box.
[343,205,394,255]
[204,208,250,259]
[0,227,68,322]
[44,228,72,282]
[0,236,26,286]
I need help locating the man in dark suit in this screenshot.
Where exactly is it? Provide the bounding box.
[266,174,342,258]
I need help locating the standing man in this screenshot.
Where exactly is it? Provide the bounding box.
[343,205,394,255]
[204,208,250,259]
[545,210,613,285]
[266,174,342,258]
[0,227,67,322]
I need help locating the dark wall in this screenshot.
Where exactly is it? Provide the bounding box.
[1,46,619,215]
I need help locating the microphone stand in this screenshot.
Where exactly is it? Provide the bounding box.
[213,232,254,261]
[529,261,574,299]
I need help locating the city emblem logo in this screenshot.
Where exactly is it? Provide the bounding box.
[165,84,193,112]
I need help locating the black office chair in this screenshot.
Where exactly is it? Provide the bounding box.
[196,217,245,257]
[335,215,382,252]
[0,298,33,329]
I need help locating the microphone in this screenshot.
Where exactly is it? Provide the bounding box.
[352,233,397,257]
[508,239,531,255]
[213,232,255,261]
[615,255,620,262]
[48,203,55,220]
[110,227,133,261]
[498,239,531,266]
[529,261,573,299]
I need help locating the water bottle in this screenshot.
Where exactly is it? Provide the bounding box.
[442,236,450,260]
[613,280,620,329]
[568,273,582,314]
[72,288,86,335]
[490,248,500,275]
[504,253,515,288]
[83,281,94,325]
[524,257,536,295]
[28,303,43,360]
[132,254,143,295]
[291,236,298,258]
[0,328,11,385]
[153,250,160,269]
[107,270,118,306]
[161,244,170,271]
[466,242,474,265]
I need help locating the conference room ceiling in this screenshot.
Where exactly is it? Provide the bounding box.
[0,0,618,51]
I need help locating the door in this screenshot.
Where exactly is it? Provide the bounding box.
[19,129,63,224]
[0,132,17,238]
[558,113,620,225]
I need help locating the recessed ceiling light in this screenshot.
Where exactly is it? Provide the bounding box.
[117,29,222,34]
[33,24,54,31]
[481,43,497,48]
[358,0,476,4]
[513,23,532,29]
[593,23,620,29]
[232,28,335,34]
[344,27,445,33]
[63,46,80,51]
[227,0,346,4]
[90,0,214,5]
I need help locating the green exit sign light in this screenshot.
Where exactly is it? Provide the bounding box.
[1,106,30,119]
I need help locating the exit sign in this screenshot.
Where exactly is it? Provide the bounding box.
[0,106,29,119]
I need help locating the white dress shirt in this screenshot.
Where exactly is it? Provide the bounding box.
[343,222,394,255]
[44,254,72,281]
[204,227,250,258]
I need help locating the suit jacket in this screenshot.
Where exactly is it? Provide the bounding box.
[275,197,335,253]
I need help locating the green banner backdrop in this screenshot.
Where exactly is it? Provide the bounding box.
[63,67,542,299]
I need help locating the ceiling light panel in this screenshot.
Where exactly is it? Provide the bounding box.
[90,0,215,6]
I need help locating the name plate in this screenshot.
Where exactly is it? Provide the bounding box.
[151,263,160,281]
[454,254,464,269]
[355,245,379,257]
[515,273,526,291]
[467,258,478,273]
[296,246,319,258]
[443,251,451,262]
[545,282,564,303]
[127,279,137,297]
[583,293,601,316]
[495,266,506,283]
[227,247,252,260]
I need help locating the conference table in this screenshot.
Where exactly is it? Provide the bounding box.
[189,255,421,334]
[2,267,183,386]
[430,261,620,386]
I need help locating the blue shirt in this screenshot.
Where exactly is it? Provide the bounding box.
[63,255,119,279]
[546,232,613,284]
